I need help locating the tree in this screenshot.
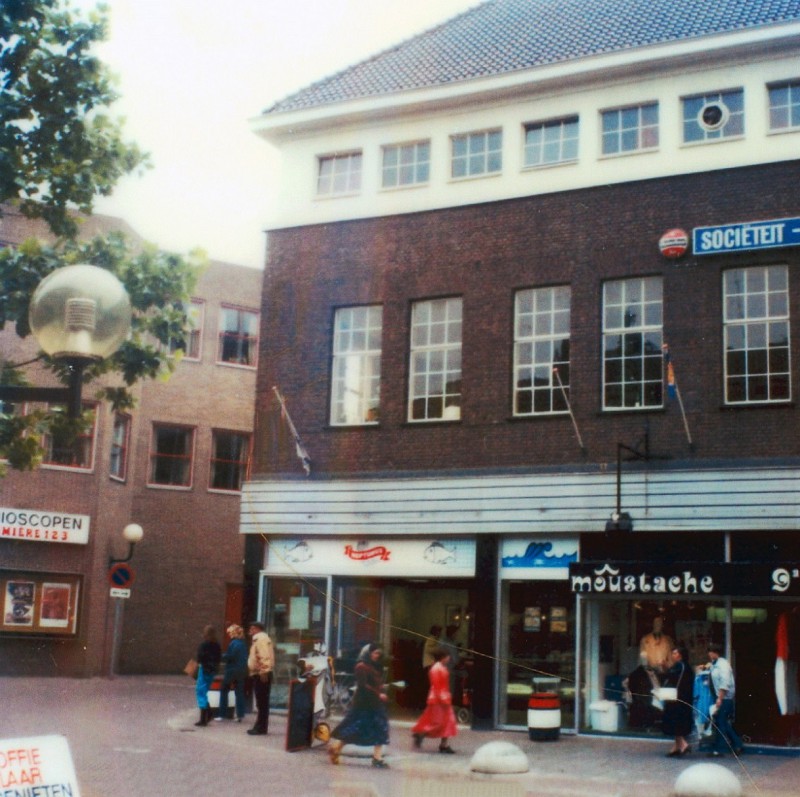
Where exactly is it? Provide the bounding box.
[1,0,148,235]
[0,0,205,470]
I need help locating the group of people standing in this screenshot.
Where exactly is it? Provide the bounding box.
[660,642,744,759]
[192,621,274,736]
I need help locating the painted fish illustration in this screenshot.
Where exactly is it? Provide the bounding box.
[424,541,456,564]
[283,541,313,563]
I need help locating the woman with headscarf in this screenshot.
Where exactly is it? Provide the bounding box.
[194,625,222,727]
[328,642,390,768]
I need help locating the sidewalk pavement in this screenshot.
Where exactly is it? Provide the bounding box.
[1,675,797,797]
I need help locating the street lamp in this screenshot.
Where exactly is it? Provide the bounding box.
[108,523,144,678]
[1,264,132,418]
[108,522,144,567]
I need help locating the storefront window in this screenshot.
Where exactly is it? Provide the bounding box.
[499,581,576,728]
[264,577,328,708]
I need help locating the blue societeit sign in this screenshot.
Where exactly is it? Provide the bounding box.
[693,216,800,256]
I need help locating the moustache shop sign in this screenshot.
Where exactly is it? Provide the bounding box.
[569,562,800,597]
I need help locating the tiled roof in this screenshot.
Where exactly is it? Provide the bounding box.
[264,0,800,115]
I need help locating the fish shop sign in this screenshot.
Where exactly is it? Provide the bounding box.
[570,563,716,595]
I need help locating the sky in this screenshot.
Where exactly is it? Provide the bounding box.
[77,0,480,269]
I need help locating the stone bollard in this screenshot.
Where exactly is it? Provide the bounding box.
[469,740,530,774]
[673,763,742,797]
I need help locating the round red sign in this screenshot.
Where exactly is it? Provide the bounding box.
[659,228,689,259]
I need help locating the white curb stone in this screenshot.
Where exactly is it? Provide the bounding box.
[469,740,530,774]
[673,763,742,797]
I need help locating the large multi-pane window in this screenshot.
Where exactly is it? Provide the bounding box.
[601,103,659,155]
[603,277,664,410]
[723,266,790,404]
[409,297,462,422]
[523,117,579,167]
[514,286,571,416]
[109,413,131,481]
[149,425,194,487]
[317,152,362,195]
[41,404,97,470]
[451,130,502,178]
[682,89,744,142]
[382,141,430,188]
[330,305,382,425]
[169,300,203,360]
[210,430,251,491]
[218,306,258,367]
[769,80,800,132]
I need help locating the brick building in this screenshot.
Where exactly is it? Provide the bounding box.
[242,0,800,745]
[0,205,261,676]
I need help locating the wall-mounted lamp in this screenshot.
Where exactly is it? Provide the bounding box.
[108,523,144,567]
[1,264,131,418]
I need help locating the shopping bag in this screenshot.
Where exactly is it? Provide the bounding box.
[184,658,199,679]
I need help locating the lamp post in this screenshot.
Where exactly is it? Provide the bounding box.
[109,523,144,678]
[1,264,132,417]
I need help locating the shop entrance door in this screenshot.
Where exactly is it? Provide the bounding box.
[336,585,383,662]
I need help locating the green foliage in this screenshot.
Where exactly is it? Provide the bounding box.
[1,0,149,235]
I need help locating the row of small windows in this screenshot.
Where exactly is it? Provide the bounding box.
[330,265,792,425]
[17,409,251,492]
[168,302,259,368]
[317,80,800,195]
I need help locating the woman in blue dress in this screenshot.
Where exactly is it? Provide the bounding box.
[328,643,390,768]
[194,625,221,727]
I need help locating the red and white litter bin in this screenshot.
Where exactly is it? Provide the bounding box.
[528,691,561,741]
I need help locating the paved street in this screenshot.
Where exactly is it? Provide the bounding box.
[1,676,797,797]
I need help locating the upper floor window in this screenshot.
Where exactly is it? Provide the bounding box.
[169,299,203,360]
[317,151,362,196]
[769,80,800,132]
[41,404,97,470]
[218,306,258,367]
[514,286,571,416]
[603,277,663,410]
[409,297,462,422]
[682,89,744,143]
[523,117,579,168]
[210,430,251,492]
[109,413,131,481]
[382,141,430,188]
[601,103,659,155]
[330,305,382,426]
[723,265,790,404]
[451,130,502,178]
[149,424,194,487]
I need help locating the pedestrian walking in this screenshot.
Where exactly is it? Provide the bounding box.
[412,647,457,754]
[706,642,744,757]
[246,621,274,736]
[215,624,249,722]
[662,645,693,757]
[194,625,222,727]
[328,643,390,769]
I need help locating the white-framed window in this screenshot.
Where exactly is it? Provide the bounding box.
[768,80,800,132]
[601,103,659,155]
[723,265,790,404]
[169,299,204,360]
[523,117,579,168]
[382,141,430,188]
[317,151,362,195]
[210,430,251,492]
[682,89,744,143]
[514,286,571,416]
[451,129,502,178]
[218,306,258,367]
[148,424,195,487]
[409,297,462,422]
[41,404,98,471]
[602,277,664,410]
[330,305,382,426]
[109,413,131,481]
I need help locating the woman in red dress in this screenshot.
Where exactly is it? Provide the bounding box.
[412,648,458,753]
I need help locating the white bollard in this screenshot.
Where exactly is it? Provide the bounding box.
[674,763,742,797]
[469,740,530,774]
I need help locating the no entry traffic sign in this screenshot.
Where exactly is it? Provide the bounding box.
[108,562,135,588]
